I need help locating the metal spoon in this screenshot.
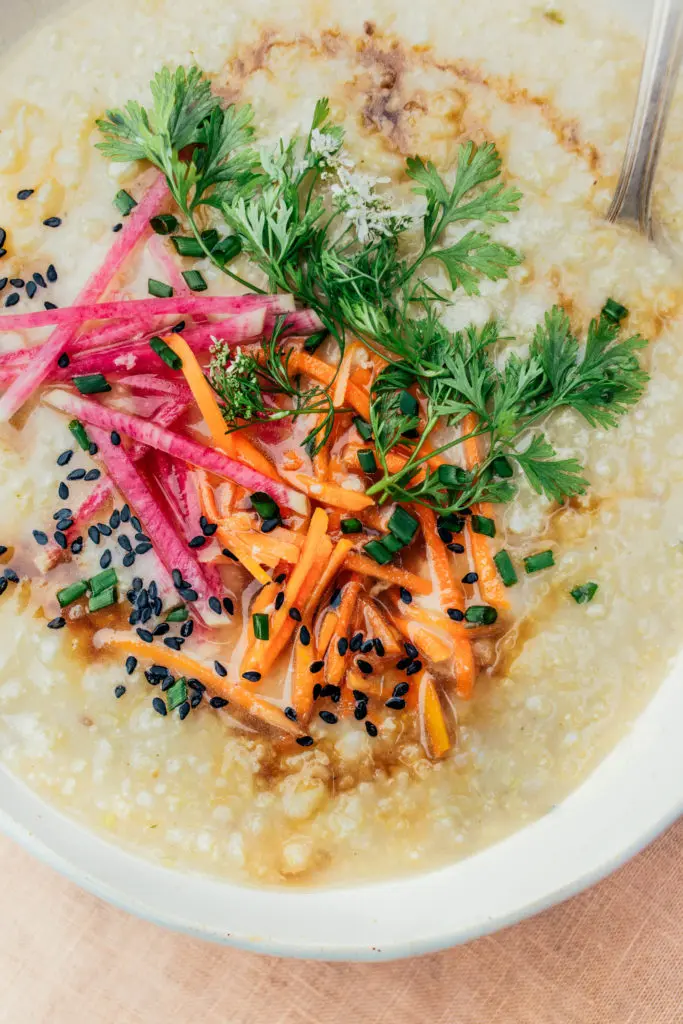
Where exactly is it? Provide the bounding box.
[607,0,683,239]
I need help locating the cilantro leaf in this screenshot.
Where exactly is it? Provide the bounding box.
[511,435,588,502]
[433,231,522,294]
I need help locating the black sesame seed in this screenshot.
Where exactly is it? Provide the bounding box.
[288,607,302,622]
[109,510,121,530]
[319,710,338,724]
[43,217,62,228]
[58,482,69,500]
[296,736,314,747]
[139,606,152,623]
[222,548,237,561]
[356,658,373,674]
[153,623,169,637]
[117,535,132,552]
[17,189,34,200]
[208,596,222,615]
[178,701,191,720]
[354,703,368,721]
[187,678,205,693]
[4,294,20,308]
[353,689,368,702]
[131,516,142,532]
[261,517,280,533]
[404,642,418,659]
[110,431,121,446]
[350,632,363,652]
[70,537,83,554]
[447,608,465,621]
[4,568,19,583]
[406,661,422,676]
[128,611,140,626]
[121,504,131,523]
[99,550,112,570]
[373,638,385,657]
[0,546,6,556]
[199,515,208,529]
[399,587,413,604]
[0,250,7,259]
[125,656,137,675]
[33,272,47,288]
[26,281,37,300]
[393,682,410,698]
[171,568,183,587]
[360,639,374,654]
[46,264,57,283]
[273,592,285,612]
[214,660,228,677]
[54,531,67,549]
[210,696,229,708]
[114,685,126,699]
[462,572,479,585]
[312,683,322,701]
[148,666,169,680]
[337,637,349,656]
[309,660,324,674]
[180,620,194,639]
[57,352,69,368]
[53,507,71,520]
[152,697,167,716]
[188,535,206,549]
[96,522,111,537]
[47,616,66,629]
[242,671,261,683]
[112,223,123,233]
[56,518,73,531]
[320,684,339,699]
[275,573,286,584]
[32,530,48,546]
[385,697,406,710]
[160,675,175,692]
[223,597,234,615]
[135,543,152,555]
[448,542,465,554]
[88,443,98,456]
[284,706,298,721]
[0,278,6,292]
[395,657,411,670]
[87,526,100,545]
[190,692,202,708]
[163,637,183,651]
[136,628,153,643]
[131,577,143,591]
[44,301,58,310]
[203,522,218,537]
[10,278,24,289]
[437,527,453,544]
[84,469,101,482]
[0,578,7,596]
[67,468,86,481]
[178,587,198,602]
[299,625,311,646]
[0,229,4,248]
[365,721,378,737]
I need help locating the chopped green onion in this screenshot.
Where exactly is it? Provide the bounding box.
[524,549,555,574]
[150,214,179,236]
[57,580,88,608]
[492,455,513,479]
[113,190,137,217]
[382,533,405,555]
[602,298,628,324]
[471,514,495,538]
[465,605,498,625]
[166,677,188,712]
[89,567,118,596]
[68,418,90,451]
[165,605,189,622]
[171,231,219,258]
[437,464,469,488]
[341,518,363,534]
[250,491,280,521]
[364,539,392,565]
[387,506,419,545]
[182,269,207,293]
[148,278,174,299]
[88,586,117,613]
[493,550,518,587]
[353,416,373,441]
[437,513,464,534]
[212,235,242,266]
[398,390,418,417]
[253,613,270,641]
[72,373,111,395]
[150,336,183,370]
[357,449,377,473]
[303,330,328,354]
[570,581,599,604]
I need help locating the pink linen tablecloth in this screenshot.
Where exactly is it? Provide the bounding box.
[0,820,681,1024]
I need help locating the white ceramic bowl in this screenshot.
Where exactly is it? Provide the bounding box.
[1,0,680,962]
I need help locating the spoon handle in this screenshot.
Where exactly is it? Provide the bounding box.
[607,0,683,237]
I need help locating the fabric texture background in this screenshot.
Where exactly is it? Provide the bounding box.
[0,820,681,1024]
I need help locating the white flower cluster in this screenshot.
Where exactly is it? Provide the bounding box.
[330,165,419,244]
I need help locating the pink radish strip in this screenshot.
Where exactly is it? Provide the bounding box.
[44,389,308,513]
[0,174,169,421]
[88,426,215,606]
[118,374,189,397]
[147,234,191,296]
[264,308,325,336]
[0,292,294,334]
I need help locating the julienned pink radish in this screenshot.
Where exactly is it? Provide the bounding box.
[87,426,217,607]
[0,173,169,422]
[44,389,308,514]
[0,292,294,334]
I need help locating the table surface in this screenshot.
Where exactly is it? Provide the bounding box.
[0,819,682,1024]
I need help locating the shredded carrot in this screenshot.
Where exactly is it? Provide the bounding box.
[291,626,319,722]
[197,471,272,584]
[215,517,303,566]
[316,609,338,655]
[312,412,330,480]
[325,576,362,685]
[102,633,303,737]
[344,553,432,595]
[279,350,370,419]
[302,537,355,621]
[387,607,454,664]
[361,598,402,656]
[293,474,374,512]
[420,674,451,759]
[332,340,362,408]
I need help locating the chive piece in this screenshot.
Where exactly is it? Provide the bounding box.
[493,549,518,587]
[437,513,464,534]
[57,580,88,607]
[341,518,363,534]
[437,464,469,488]
[68,418,90,451]
[88,586,117,613]
[602,298,628,324]
[171,233,219,258]
[253,612,270,641]
[150,336,183,370]
[72,373,111,395]
[387,506,419,545]
[465,605,498,625]
[148,278,174,299]
[182,269,208,293]
[492,455,514,479]
[357,449,377,473]
[353,416,373,441]
[364,539,392,565]
[250,491,279,521]
[471,514,496,538]
[212,235,242,266]
[382,533,405,555]
[166,676,188,712]
[303,330,328,354]
[89,567,118,596]
[524,549,555,574]
[165,605,189,622]
[398,390,418,417]
[113,190,137,217]
[570,581,599,605]
[150,214,178,236]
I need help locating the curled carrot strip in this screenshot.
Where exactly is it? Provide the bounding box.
[316,610,338,656]
[293,474,374,512]
[344,553,432,596]
[325,576,362,685]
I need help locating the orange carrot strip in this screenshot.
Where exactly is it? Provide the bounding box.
[420,674,451,759]
[292,626,319,722]
[325,576,362,685]
[302,537,355,622]
[217,520,302,566]
[293,474,374,511]
[344,553,432,595]
[361,598,402,656]
[316,609,339,655]
[386,607,454,664]
[101,633,302,737]
[281,351,370,419]
[312,413,330,480]
[196,471,273,584]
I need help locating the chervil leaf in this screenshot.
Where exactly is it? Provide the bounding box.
[530,306,579,392]
[512,435,588,502]
[433,231,522,294]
